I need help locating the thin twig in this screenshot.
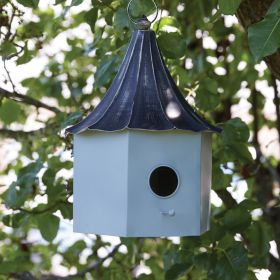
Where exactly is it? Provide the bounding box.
[5,1,16,41]
[0,87,61,114]
[18,199,71,215]
[0,124,59,140]
[272,75,280,150]
[10,244,122,280]
[11,272,37,280]
[7,42,25,59]
[70,243,121,278]
[251,88,261,161]
[3,59,16,92]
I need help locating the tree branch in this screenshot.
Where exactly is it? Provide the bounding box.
[11,272,37,280]
[272,75,280,148]
[4,1,16,41]
[0,125,59,140]
[251,88,261,161]
[0,87,61,114]
[69,243,121,278]
[10,244,121,280]
[3,59,16,92]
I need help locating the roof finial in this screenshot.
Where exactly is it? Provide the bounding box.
[136,16,151,30]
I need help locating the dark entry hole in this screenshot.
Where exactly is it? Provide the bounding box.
[149,166,179,197]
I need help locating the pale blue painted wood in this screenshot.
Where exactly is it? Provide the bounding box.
[200,133,212,233]
[126,130,202,236]
[73,130,212,237]
[73,131,129,236]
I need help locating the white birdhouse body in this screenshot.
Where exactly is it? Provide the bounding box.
[73,130,212,237]
[67,26,221,237]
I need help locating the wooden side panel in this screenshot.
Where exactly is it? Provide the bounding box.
[73,131,128,236]
[200,133,212,233]
[126,130,202,236]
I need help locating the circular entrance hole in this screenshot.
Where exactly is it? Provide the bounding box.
[149,166,179,197]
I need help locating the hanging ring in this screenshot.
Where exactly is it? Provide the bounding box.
[127,0,159,25]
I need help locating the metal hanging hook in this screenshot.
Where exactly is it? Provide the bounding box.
[127,0,159,26]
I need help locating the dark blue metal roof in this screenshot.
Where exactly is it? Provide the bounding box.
[67,29,221,134]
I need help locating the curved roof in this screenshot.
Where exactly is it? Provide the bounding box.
[67,29,221,134]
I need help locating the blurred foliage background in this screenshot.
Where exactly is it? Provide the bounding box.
[0,0,280,279]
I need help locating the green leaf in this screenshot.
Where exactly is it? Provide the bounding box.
[163,249,182,272]
[55,0,65,4]
[212,164,232,190]
[165,263,190,280]
[153,16,181,32]
[267,0,280,15]
[270,272,280,280]
[64,240,87,264]
[196,77,220,111]
[46,183,66,203]
[17,0,39,8]
[223,207,251,233]
[17,161,43,188]
[216,243,248,280]
[0,41,17,57]
[248,14,280,62]
[157,32,186,59]
[113,8,130,34]
[4,183,28,208]
[2,212,29,228]
[222,118,250,144]
[61,111,82,129]
[238,199,261,210]
[47,156,72,170]
[0,0,8,6]
[0,260,31,274]
[2,215,11,227]
[245,221,273,256]
[84,8,98,33]
[0,99,22,124]
[91,0,111,7]
[36,214,60,242]
[4,186,24,209]
[228,142,253,163]
[128,0,156,19]
[11,212,29,228]
[246,271,258,280]
[218,0,241,15]
[218,233,236,250]
[71,0,83,6]
[220,118,252,163]
[201,221,226,243]
[59,202,73,220]
[94,56,119,88]
[193,252,211,271]
[4,161,43,208]
[18,21,44,39]
[17,45,35,65]
[42,168,56,187]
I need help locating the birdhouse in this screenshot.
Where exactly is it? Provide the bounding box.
[66,14,221,237]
